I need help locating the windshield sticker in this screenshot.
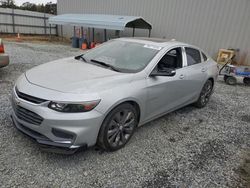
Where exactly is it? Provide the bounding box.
[143,44,162,50]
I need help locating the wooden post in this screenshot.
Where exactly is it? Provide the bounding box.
[44,13,47,35]
[132,28,135,37]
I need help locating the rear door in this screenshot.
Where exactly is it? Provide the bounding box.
[180,47,207,100]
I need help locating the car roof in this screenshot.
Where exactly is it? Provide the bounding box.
[116,37,188,48]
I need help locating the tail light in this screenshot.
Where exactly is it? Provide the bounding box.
[0,42,4,53]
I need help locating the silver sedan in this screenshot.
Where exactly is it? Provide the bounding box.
[11,38,218,153]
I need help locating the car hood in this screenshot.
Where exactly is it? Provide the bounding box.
[25,57,133,94]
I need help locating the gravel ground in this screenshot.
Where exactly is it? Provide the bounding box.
[0,41,249,188]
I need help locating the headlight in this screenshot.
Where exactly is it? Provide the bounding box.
[48,100,100,113]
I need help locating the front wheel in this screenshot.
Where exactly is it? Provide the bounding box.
[97,103,138,151]
[224,75,229,82]
[194,80,213,108]
[225,76,237,85]
[243,77,250,86]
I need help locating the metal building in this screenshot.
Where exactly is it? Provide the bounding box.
[57,0,250,61]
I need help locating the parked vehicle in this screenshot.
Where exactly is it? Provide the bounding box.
[11,38,218,153]
[219,59,250,86]
[0,39,9,68]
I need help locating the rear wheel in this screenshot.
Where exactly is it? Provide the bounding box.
[243,77,250,86]
[194,80,213,108]
[225,76,237,85]
[97,103,138,151]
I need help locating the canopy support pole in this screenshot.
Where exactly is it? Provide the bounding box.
[104,29,107,41]
[73,26,76,37]
[132,27,135,37]
[88,28,91,42]
[148,29,151,38]
[92,28,95,42]
[61,25,63,41]
[81,27,83,38]
[115,30,120,38]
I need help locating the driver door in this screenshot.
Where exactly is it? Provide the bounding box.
[145,47,191,120]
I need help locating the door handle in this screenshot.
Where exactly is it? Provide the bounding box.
[179,74,185,79]
[201,68,207,72]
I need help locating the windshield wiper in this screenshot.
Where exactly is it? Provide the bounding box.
[90,59,121,72]
[75,54,87,62]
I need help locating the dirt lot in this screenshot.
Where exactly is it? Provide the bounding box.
[0,41,249,188]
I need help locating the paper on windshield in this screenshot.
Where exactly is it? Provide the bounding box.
[143,44,162,51]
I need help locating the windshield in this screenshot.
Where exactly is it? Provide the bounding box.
[82,40,160,73]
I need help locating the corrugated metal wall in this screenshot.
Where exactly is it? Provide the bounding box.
[0,8,57,35]
[57,0,250,62]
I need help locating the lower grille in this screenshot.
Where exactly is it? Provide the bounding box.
[12,101,44,125]
[19,123,49,140]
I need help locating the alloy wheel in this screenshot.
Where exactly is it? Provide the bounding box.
[200,82,212,106]
[107,109,136,147]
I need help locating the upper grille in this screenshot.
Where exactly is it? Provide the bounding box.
[15,87,47,104]
[12,102,44,125]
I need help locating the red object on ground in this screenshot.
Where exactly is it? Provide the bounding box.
[0,44,4,53]
[90,42,95,49]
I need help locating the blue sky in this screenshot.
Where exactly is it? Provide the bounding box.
[15,0,57,6]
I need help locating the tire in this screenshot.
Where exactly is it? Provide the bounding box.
[225,76,237,85]
[243,77,250,86]
[194,80,213,108]
[97,103,138,151]
[224,75,229,82]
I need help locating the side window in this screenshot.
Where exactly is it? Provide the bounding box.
[185,47,201,66]
[157,47,183,71]
[202,52,208,62]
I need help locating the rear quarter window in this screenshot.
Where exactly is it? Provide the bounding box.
[185,47,201,66]
[202,52,208,61]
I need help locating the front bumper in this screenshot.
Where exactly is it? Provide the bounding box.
[11,88,104,151]
[0,54,9,68]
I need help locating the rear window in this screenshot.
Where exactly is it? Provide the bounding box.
[185,47,201,66]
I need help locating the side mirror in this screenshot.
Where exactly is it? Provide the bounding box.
[150,68,176,77]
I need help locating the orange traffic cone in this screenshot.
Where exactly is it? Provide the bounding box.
[16,33,22,42]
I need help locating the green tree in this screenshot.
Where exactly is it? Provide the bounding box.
[0,0,16,8]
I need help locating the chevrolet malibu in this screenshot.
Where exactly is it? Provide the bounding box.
[11,38,218,153]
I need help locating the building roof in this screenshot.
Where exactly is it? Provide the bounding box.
[48,14,152,30]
